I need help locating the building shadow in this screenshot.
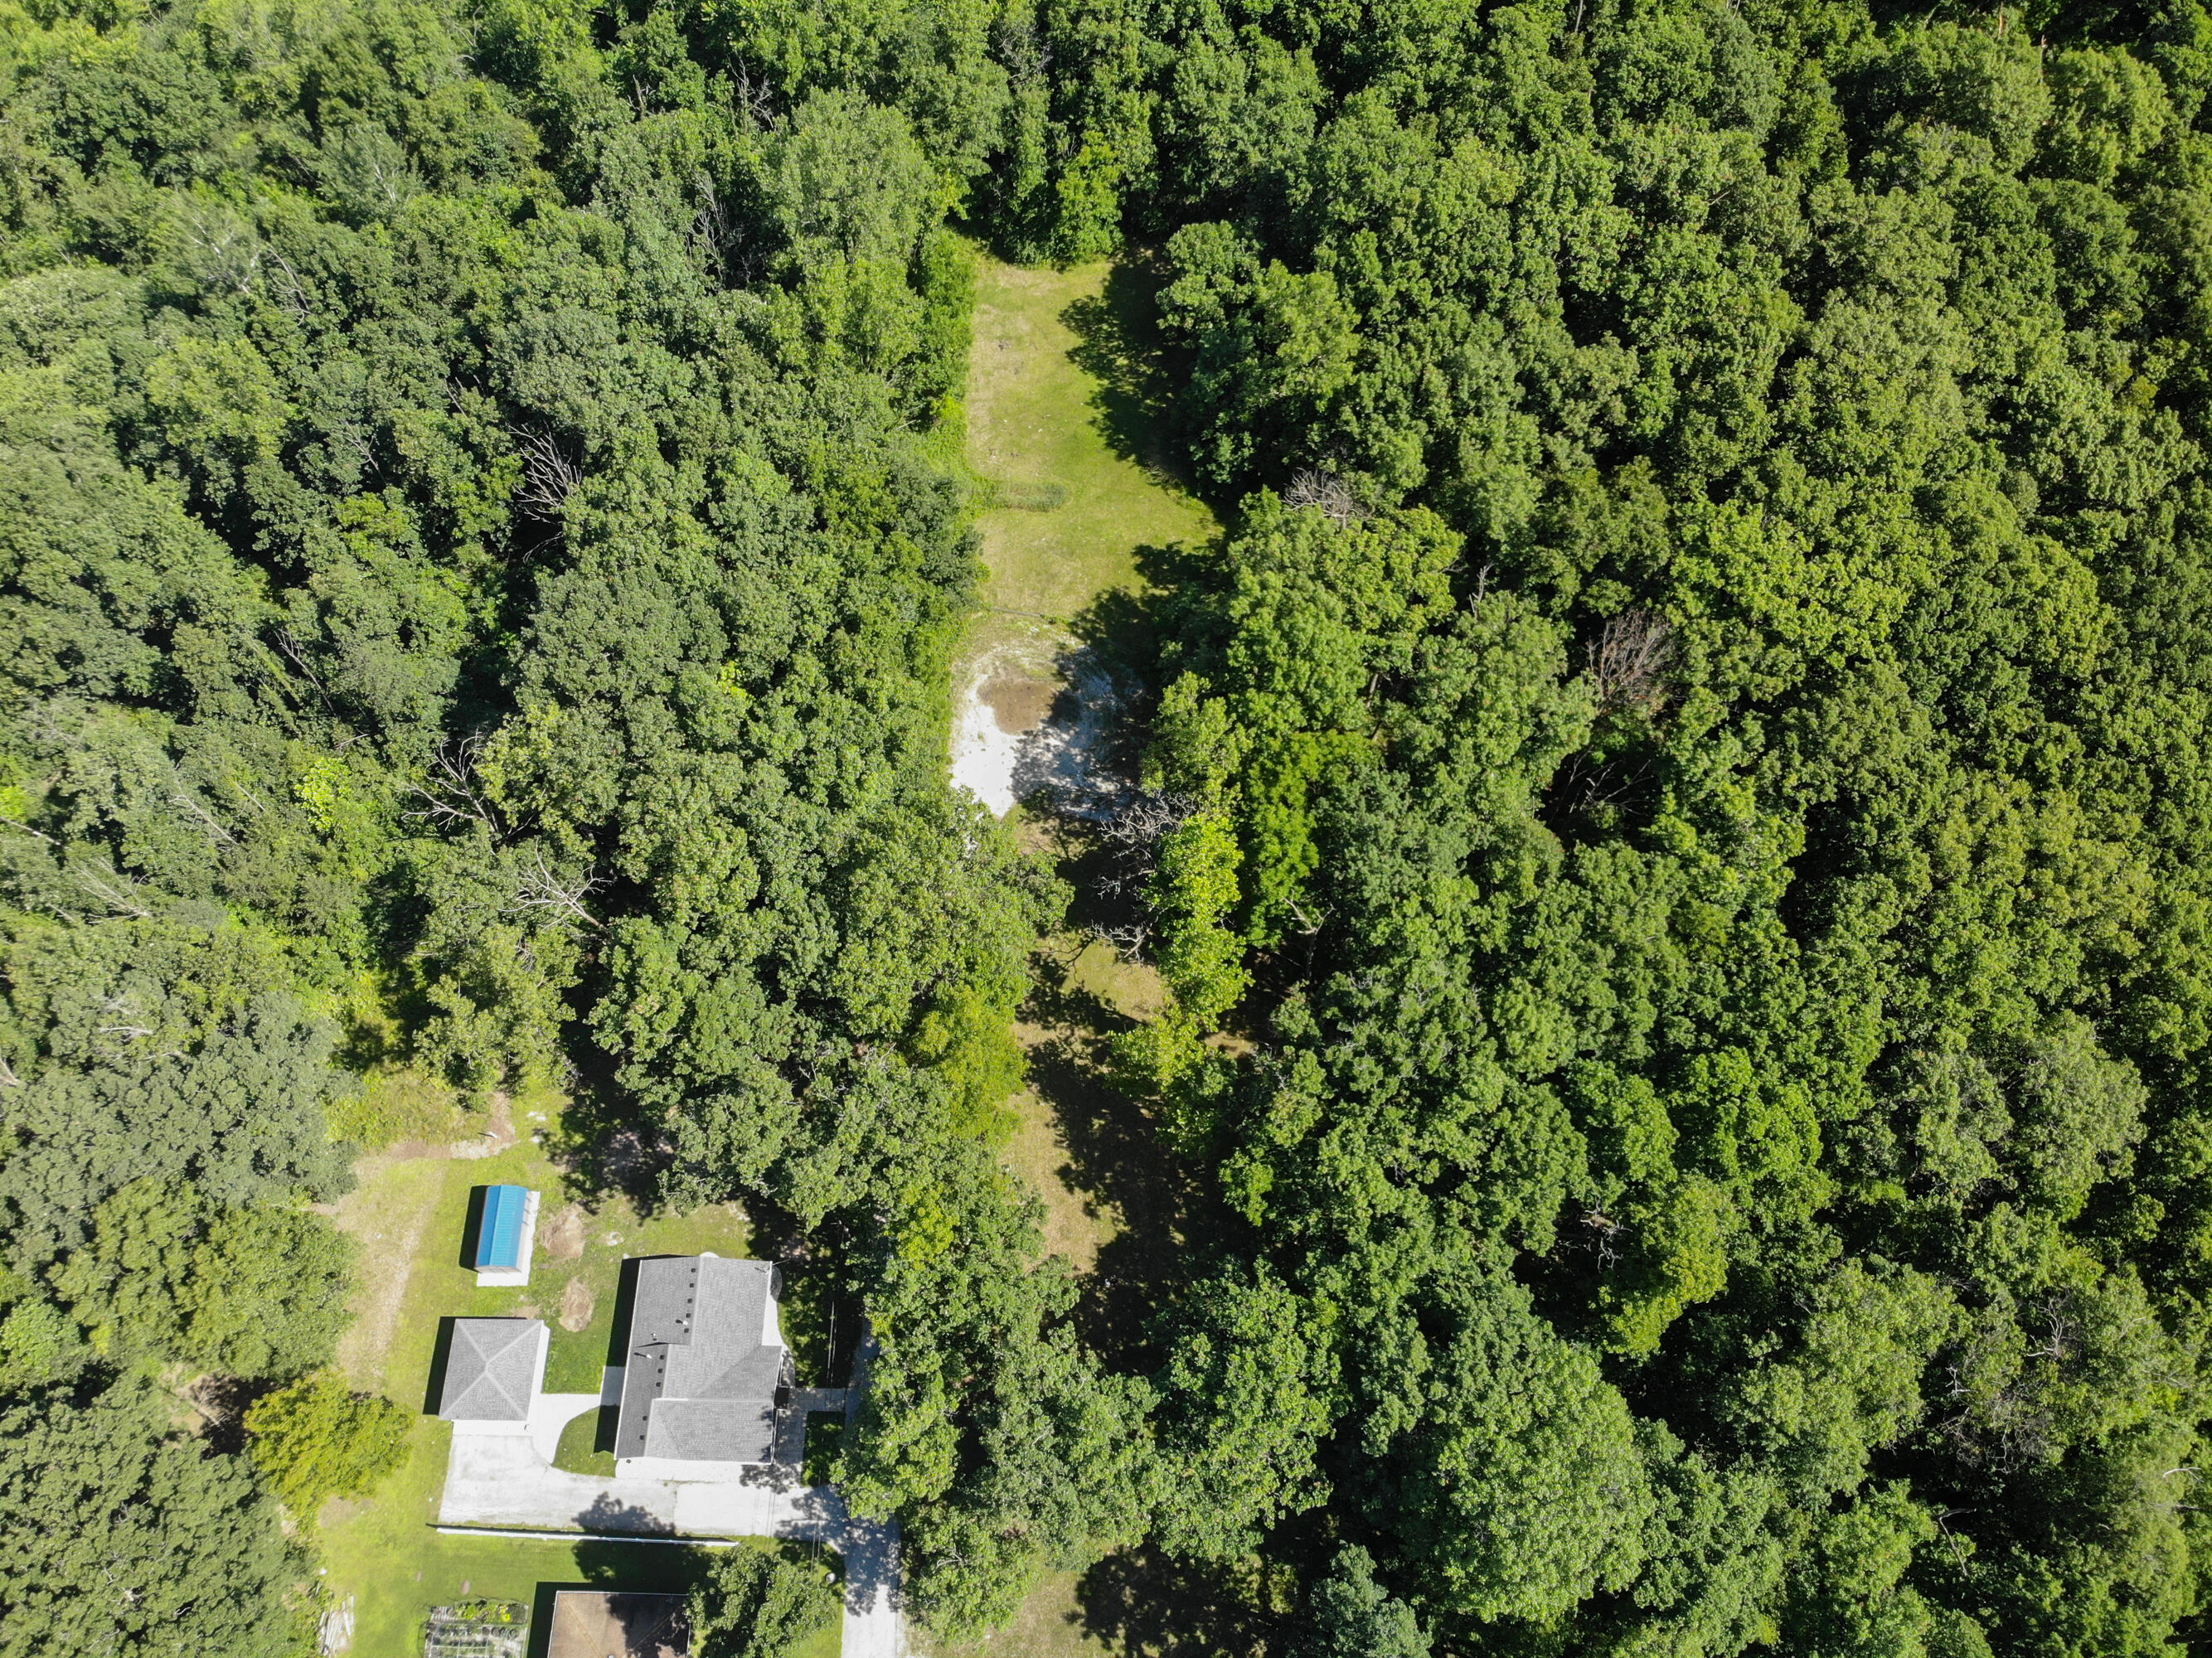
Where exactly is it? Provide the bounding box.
[422,1316,459,1416]
[457,1184,488,1271]
[604,1256,641,1376]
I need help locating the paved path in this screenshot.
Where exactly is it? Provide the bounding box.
[773,1387,851,1465]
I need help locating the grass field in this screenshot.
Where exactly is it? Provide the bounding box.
[318,1098,838,1658]
[958,250,1201,1292]
[955,251,1215,704]
[963,252,1213,642]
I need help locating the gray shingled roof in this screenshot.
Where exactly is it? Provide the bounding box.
[439,1318,545,1421]
[614,1257,787,1462]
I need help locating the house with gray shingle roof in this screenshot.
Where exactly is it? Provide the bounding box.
[614,1256,790,1465]
[438,1317,549,1422]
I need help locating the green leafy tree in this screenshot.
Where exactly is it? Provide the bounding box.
[244,1371,410,1520]
[1291,1546,1428,1658]
[688,1547,839,1658]
[0,1379,300,1658]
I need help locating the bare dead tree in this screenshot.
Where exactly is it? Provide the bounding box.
[1082,789,1201,960]
[167,787,236,847]
[335,424,380,478]
[171,199,261,294]
[0,1053,21,1088]
[1579,1208,1627,1271]
[406,734,502,836]
[1091,789,1199,904]
[992,12,1050,85]
[688,172,764,288]
[1092,919,1152,958]
[1283,468,1366,523]
[516,429,585,518]
[1589,608,1676,715]
[507,846,605,931]
[271,627,334,700]
[70,857,155,920]
[264,248,313,322]
[730,63,779,129]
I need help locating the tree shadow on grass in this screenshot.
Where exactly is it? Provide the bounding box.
[1016,823,1201,1369]
[1072,1548,1287,1658]
[1061,258,1203,494]
[549,1045,677,1219]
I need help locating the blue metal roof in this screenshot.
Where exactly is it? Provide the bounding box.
[477,1185,529,1269]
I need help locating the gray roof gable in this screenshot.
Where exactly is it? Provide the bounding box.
[614,1256,786,1462]
[439,1318,545,1421]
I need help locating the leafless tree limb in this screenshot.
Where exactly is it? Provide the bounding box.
[516,429,584,518]
[406,734,503,836]
[1283,468,1366,523]
[70,859,155,919]
[730,63,779,129]
[264,248,313,322]
[271,628,334,699]
[507,846,604,931]
[1589,608,1676,715]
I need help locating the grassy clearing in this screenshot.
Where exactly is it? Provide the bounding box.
[958,251,1215,680]
[914,1571,1114,1658]
[948,258,1231,1657]
[319,1102,783,1658]
[958,251,1202,1280]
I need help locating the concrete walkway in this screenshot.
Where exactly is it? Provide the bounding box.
[772,1387,851,1465]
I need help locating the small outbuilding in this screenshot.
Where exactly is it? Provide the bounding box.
[473,1184,541,1287]
[437,1316,549,1423]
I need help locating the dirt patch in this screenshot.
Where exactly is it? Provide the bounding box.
[542,1203,587,1262]
[449,1090,517,1161]
[559,1275,595,1333]
[982,674,1057,734]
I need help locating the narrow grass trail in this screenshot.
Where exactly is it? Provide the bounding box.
[951,252,1216,1279]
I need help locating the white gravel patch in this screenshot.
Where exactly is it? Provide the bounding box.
[949,644,1128,818]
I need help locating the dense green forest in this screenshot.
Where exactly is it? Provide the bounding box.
[4,0,2212,1651]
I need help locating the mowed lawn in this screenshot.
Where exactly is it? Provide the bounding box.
[959,250,1215,668]
[318,1097,837,1658]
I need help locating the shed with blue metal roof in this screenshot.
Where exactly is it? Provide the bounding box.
[473,1184,541,1287]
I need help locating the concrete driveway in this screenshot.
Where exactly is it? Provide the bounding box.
[439,1404,902,1655]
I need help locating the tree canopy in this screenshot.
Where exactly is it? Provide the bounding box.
[7,0,2212,1650]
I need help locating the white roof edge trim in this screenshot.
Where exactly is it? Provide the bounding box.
[761,1264,784,1350]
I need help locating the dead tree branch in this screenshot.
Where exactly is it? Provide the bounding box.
[405,734,502,836]
[1589,608,1676,715]
[516,429,584,518]
[507,846,604,931]
[1283,468,1366,524]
